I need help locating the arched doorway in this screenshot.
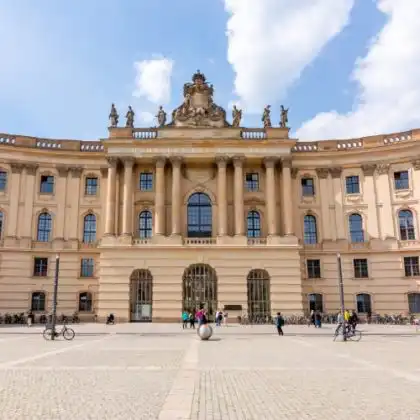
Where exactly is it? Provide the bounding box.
[247,269,271,319]
[308,293,323,312]
[182,264,217,320]
[130,269,153,322]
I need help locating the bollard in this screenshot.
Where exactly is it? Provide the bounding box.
[197,324,213,340]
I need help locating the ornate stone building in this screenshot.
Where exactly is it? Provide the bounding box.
[1,71,420,322]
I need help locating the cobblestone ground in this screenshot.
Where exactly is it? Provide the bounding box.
[0,324,419,419]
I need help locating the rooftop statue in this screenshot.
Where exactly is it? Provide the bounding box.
[262,105,272,128]
[156,106,167,127]
[125,106,135,128]
[232,105,242,128]
[280,105,289,128]
[170,70,229,128]
[109,103,119,127]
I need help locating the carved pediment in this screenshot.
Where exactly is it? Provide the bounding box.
[244,196,265,205]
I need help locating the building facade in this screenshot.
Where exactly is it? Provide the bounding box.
[1,71,420,322]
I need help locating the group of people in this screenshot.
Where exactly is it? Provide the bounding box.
[181,309,229,329]
[337,309,359,333]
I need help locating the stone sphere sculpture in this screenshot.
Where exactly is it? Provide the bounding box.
[197,324,213,340]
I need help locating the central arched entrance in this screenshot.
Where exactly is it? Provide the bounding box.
[130,269,153,322]
[247,269,271,320]
[182,264,217,320]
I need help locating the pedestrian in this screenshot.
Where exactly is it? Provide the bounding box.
[309,310,315,327]
[275,312,285,336]
[315,310,322,328]
[181,310,189,329]
[189,311,196,329]
[223,310,228,326]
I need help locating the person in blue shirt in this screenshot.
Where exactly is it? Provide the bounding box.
[275,312,285,336]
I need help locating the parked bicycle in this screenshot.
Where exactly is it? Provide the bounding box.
[43,324,75,341]
[333,324,362,342]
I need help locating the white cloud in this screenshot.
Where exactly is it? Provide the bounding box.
[138,111,155,125]
[296,0,420,141]
[224,0,354,112]
[133,57,174,104]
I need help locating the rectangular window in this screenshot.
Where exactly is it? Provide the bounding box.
[40,175,54,194]
[353,258,369,278]
[301,178,315,196]
[33,257,48,277]
[404,256,420,277]
[85,177,98,196]
[394,170,409,190]
[346,176,360,194]
[0,171,7,191]
[307,259,321,279]
[80,258,95,277]
[139,172,153,191]
[245,173,259,192]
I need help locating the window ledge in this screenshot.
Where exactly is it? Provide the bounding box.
[352,277,372,280]
[78,276,98,280]
[305,277,324,281]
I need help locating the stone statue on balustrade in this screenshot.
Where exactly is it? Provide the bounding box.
[109,103,119,127]
[125,106,135,128]
[232,105,242,128]
[262,105,272,128]
[280,105,289,128]
[156,106,167,127]
[169,70,229,128]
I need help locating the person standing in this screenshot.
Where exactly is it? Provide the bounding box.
[182,311,189,329]
[275,312,285,336]
[189,311,196,329]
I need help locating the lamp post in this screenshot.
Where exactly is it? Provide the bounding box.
[337,252,346,342]
[50,254,60,340]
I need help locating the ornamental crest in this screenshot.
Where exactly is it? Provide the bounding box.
[170,70,229,128]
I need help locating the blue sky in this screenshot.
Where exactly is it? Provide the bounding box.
[0,0,419,141]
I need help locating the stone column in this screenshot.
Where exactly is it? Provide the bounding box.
[104,157,118,236]
[6,163,24,238]
[67,167,82,242]
[330,167,345,239]
[374,163,393,239]
[362,164,380,239]
[264,157,278,236]
[154,156,166,236]
[170,156,183,235]
[216,155,229,236]
[21,163,38,243]
[233,155,245,236]
[121,157,135,235]
[281,158,294,235]
[316,168,331,241]
[55,166,69,241]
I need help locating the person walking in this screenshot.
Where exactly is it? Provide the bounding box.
[189,311,196,329]
[275,312,285,336]
[182,310,189,329]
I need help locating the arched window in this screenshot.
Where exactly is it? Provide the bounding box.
[130,269,153,321]
[138,211,152,238]
[78,292,93,312]
[31,291,46,311]
[247,211,261,238]
[308,293,323,312]
[399,210,415,240]
[187,192,212,238]
[247,269,270,319]
[0,211,3,238]
[37,212,52,242]
[408,293,420,313]
[303,215,317,244]
[83,214,96,243]
[349,213,364,243]
[356,293,371,313]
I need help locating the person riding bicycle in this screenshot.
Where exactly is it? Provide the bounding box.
[349,310,359,333]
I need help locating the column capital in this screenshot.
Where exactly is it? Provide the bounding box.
[281,157,292,169]
[10,162,24,174]
[263,156,278,168]
[376,163,390,175]
[232,155,245,167]
[215,155,230,167]
[291,167,299,179]
[169,155,183,167]
[23,163,39,176]
[329,167,342,178]
[316,168,329,179]
[361,164,377,176]
[121,156,136,168]
[56,165,69,177]
[106,156,119,168]
[154,156,167,168]
[412,160,420,171]
[69,166,83,178]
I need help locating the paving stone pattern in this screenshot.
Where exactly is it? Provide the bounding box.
[0,324,419,419]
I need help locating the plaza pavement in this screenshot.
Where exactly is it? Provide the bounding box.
[0,323,419,419]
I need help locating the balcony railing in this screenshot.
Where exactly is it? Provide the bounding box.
[398,240,420,249]
[133,238,152,245]
[247,238,267,245]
